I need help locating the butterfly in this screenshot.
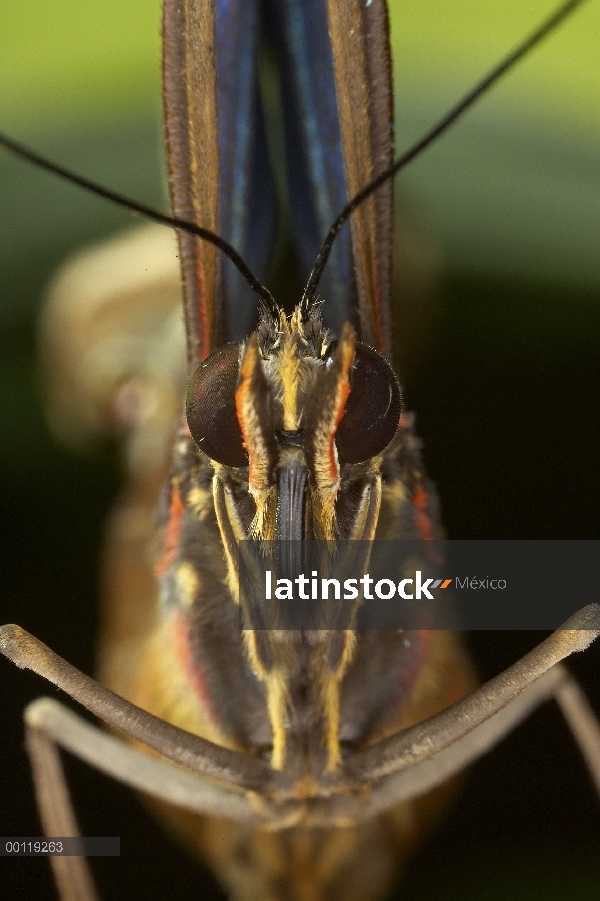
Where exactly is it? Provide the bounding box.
[1,1,600,900]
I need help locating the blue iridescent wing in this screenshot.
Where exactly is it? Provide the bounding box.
[272,0,394,356]
[163,0,277,366]
[163,0,393,366]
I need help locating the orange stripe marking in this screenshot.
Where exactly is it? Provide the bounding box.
[155,485,184,578]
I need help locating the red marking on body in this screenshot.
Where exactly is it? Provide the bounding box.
[170,608,218,728]
[327,379,351,484]
[155,485,185,578]
[235,379,251,449]
[324,334,355,487]
[235,371,258,486]
[413,486,434,542]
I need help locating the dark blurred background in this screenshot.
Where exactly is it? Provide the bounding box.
[1,1,599,899]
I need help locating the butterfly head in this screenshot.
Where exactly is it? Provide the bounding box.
[186,303,401,545]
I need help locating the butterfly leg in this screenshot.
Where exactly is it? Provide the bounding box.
[0,624,274,792]
[24,711,99,901]
[344,605,600,817]
[25,697,270,823]
[554,670,600,794]
[23,694,272,901]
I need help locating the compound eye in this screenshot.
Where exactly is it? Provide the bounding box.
[186,343,248,467]
[335,342,401,463]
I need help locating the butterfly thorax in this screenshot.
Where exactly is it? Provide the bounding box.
[146,305,447,778]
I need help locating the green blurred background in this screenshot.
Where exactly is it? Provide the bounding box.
[1,2,599,899]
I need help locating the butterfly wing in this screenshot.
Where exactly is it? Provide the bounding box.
[163,0,277,366]
[164,0,393,364]
[273,0,394,355]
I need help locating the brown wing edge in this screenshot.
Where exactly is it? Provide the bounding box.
[326,0,394,358]
[163,0,222,368]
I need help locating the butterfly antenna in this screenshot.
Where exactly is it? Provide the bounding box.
[0,130,277,312]
[303,0,589,304]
